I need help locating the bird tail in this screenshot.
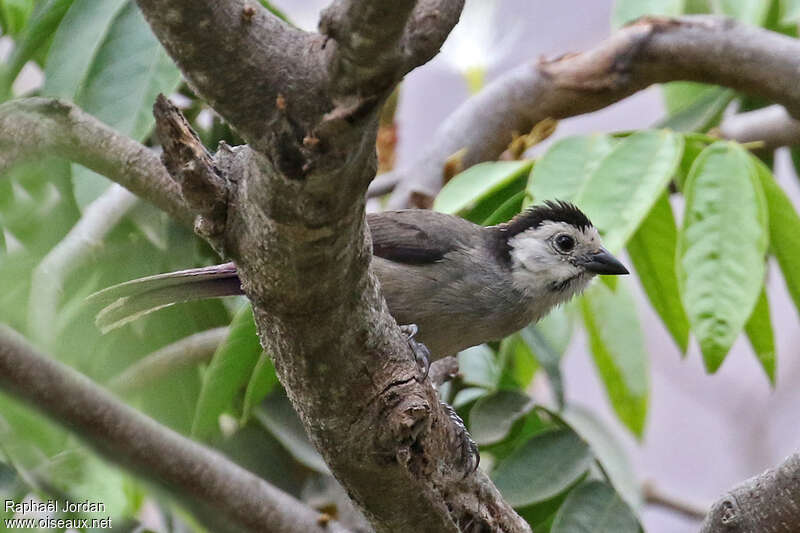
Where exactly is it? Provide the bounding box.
[86,262,243,333]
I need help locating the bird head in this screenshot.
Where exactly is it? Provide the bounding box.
[496,201,628,298]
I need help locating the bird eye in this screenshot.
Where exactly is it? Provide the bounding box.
[554,234,575,253]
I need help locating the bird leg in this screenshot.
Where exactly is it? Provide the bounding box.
[398,325,479,474]
[441,401,480,476]
[399,324,430,383]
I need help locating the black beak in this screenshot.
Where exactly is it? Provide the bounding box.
[580,248,629,275]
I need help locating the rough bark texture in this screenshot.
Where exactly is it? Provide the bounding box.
[385,15,800,207]
[0,98,190,225]
[134,1,530,532]
[0,326,350,533]
[701,454,800,533]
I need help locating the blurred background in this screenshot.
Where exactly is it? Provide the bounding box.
[0,0,798,531]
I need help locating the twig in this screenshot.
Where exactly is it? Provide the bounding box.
[109,327,229,393]
[642,481,708,522]
[719,105,800,151]
[0,98,190,225]
[0,325,351,533]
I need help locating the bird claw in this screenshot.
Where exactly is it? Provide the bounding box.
[399,324,430,383]
[441,401,480,477]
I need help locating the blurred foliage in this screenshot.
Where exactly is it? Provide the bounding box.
[0,0,796,531]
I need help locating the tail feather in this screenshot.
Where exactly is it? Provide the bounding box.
[87,262,243,333]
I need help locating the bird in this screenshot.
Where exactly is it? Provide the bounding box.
[89,200,627,474]
[89,200,628,360]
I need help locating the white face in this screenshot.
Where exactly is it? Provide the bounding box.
[507,221,602,301]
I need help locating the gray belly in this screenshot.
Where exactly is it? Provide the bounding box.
[372,255,537,359]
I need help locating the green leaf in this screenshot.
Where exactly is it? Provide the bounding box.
[516,491,573,532]
[492,428,593,507]
[611,0,685,28]
[714,0,770,24]
[254,392,329,474]
[662,82,711,114]
[675,133,712,191]
[0,0,74,97]
[241,352,279,424]
[469,390,533,445]
[657,87,734,133]
[561,405,641,510]
[781,0,800,23]
[434,161,533,216]
[577,130,684,253]
[258,0,290,22]
[482,190,525,226]
[191,304,262,440]
[0,157,79,252]
[627,191,690,353]
[752,156,800,319]
[76,1,182,140]
[677,143,768,372]
[498,333,539,390]
[581,282,649,438]
[452,386,489,408]
[458,344,500,390]
[744,287,776,385]
[43,0,128,98]
[0,0,34,36]
[527,135,615,205]
[519,305,573,407]
[551,480,640,533]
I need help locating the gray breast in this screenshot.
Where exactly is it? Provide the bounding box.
[372,248,538,359]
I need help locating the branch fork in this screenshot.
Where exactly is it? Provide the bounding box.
[153,94,229,252]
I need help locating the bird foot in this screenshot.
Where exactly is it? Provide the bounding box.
[399,324,430,383]
[441,401,480,476]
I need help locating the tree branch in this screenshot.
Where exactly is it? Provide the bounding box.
[719,105,800,151]
[320,0,463,94]
[0,325,351,533]
[133,0,326,153]
[701,453,800,533]
[386,15,800,207]
[320,0,418,93]
[0,98,190,225]
[641,481,708,522]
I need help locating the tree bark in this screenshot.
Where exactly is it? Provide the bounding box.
[384,15,800,207]
[701,454,800,533]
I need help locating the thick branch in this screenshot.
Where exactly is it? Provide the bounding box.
[719,105,800,151]
[0,98,190,224]
[320,0,417,92]
[133,0,327,152]
[386,15,800,207]
[320,0,463,93]
[0,325,350,533]
[701,453,800,533]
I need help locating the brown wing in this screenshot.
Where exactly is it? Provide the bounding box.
[366,210,481,264]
